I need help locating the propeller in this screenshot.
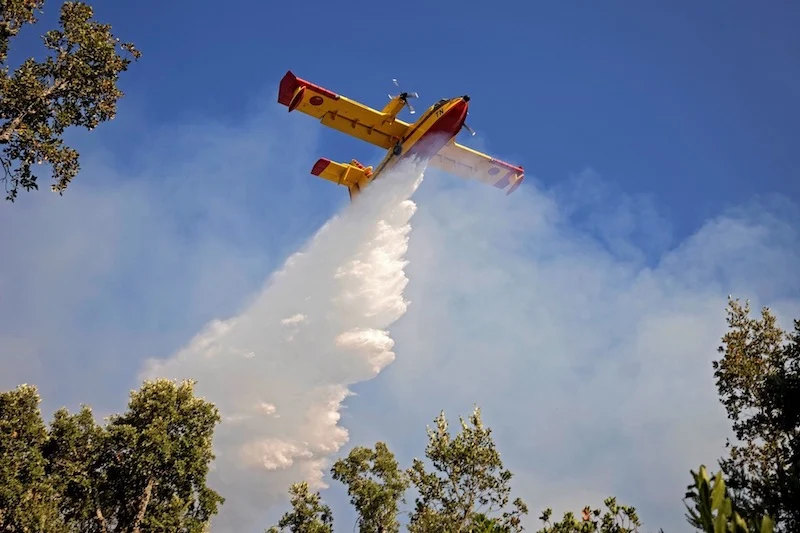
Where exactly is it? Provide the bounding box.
[389,78,419,114]
[462,111,476,136]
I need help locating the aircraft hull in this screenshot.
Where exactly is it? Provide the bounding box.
[403,99,469,160]
[357,98,469,195]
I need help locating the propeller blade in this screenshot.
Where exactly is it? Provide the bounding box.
[390,79,418,114]
[463,122,477,136]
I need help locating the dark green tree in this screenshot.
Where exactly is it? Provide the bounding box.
[0,384,64,532]
[0,0,140,201]
[471,512,512,532]
[0,378,223,532]
[713,298,800,532]
[270,406,527,532]
[330,442,409,533]
[406,407,528,533]
[267,482,333,533]
[96,378,225,532]
[43,405,105,531]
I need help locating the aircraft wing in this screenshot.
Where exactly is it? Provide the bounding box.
[429,141,525,195]
[278,71,411,150]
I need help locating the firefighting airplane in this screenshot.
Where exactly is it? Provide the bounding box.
[278,71,525,201]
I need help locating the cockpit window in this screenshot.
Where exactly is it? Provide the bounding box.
[432,98,449,111]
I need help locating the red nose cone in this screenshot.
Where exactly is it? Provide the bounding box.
[455,98,469,124]
[440,99,469,137]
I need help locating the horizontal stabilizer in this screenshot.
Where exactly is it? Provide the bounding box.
[310,158,373,188]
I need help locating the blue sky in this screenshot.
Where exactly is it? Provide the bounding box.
[2,1,800,532]
[100,0,799,239]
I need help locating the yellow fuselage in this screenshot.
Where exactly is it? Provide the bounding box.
[347,96,470,198]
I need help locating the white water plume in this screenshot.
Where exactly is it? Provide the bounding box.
[141,158,426,531]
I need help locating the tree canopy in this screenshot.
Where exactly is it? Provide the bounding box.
[712,298,800,532]
[0,379,222,532]
[330,441,409,533]
[0,0,140,201]
[266,482,334,533]
[406,408,528,533]
[268,407,529,533]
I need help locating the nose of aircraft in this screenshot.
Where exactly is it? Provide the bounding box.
[454,96,469,115]
[459,96,470,119]
[457,96,469,122]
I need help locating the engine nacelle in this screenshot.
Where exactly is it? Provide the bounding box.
[349,159,373,177]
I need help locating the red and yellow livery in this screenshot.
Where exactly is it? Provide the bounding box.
[278,71,524,201]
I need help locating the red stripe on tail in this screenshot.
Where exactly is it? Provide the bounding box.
[278,71,340,107]
[310,158,332,176]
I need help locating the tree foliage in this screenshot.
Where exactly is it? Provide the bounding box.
[713,298,800,532]
[330,442,409,533]
[407,407,528,533]
[0,383,63,531]
[0,0,140,201]
[44,405,106,531]
[266,482,333,533]
[0,379,223,532]
[270,407,528,533]
[684,464,774,533]
[535,498,641,533]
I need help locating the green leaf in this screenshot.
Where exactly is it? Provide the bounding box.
[760,515,774,533]
[710,471,726,512]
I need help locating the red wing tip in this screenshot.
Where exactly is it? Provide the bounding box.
[490,158,524,174]
[278,71,299,106]
[311,158,332,176]
[278,70,340,106]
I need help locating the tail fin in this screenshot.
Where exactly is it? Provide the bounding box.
[310,158,373,201]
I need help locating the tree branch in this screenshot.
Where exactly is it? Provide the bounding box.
[95,506,108,533]
[0,79,68,144]
[131,477,155,533]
